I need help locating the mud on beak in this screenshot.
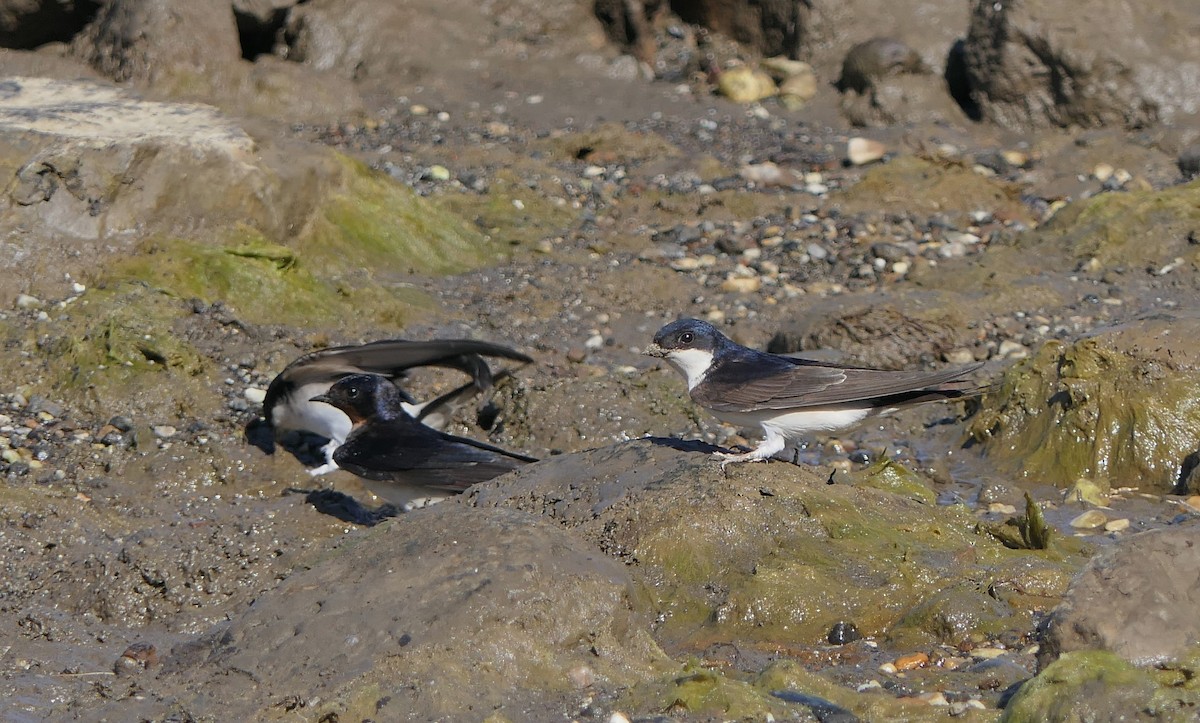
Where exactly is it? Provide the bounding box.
[643,342,667,358]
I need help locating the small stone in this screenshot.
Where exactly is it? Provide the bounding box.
[1092,163,1115,182]
[878,662,898,674]
[944,348,975,364]
[1104,518,1130,533]
[152,425,177,439]
[847,137,887,166]
[568,664,595,688]
[894,652,929,671]
[806,243,829,261]
[425,165,451,181]
[566,348,587,364]
[1070,509,1108,529]
[1001,150,1029,168]
[584,334,605,351]
[1,449,19,464]
[1185,495,1200,512]
[608,713,631,723]
[969,647,1006,659]
[918,691,949,706]
[244,387,267,405]
[15,294,41,309]
[113,642,157,676]
[988,503,1017,515]
[71,282,86,294]
[720,276,762,293]
[827,621,861,645]
[998,340,1028,359]
[670,257,702,271]
[409,104,429,116]
[717,66,777,103]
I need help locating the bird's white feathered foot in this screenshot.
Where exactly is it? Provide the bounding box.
[714,431,786,467]
[307,439,342,476]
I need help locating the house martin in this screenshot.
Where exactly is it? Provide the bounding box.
[311,373,536,509]
[646,318,983,465]
[263,338,531,475]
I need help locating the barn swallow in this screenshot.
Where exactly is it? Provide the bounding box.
[263,338,531,475]
[311,374,536,509]
[646,318,983,465]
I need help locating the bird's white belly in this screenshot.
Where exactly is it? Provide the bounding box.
[714,406,873,437]
[272,383,352,444]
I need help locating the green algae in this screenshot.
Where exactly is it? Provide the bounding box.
[854,458,937,505]
[1001,649,1200,723]
[19,283,217,417]
[434,170,577,248]
[985,492,1052,551]
[632,463,1083,649]
[1027,179,1200,269]
[968,327,1200,492]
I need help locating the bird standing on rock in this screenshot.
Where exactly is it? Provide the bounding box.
[262,338,531,475]
[645,318,983,465]
[311,373,536,509]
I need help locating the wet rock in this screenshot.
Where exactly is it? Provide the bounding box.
[465,440,1083,651]
[847,137,887,166]
[1038,526,1200,669]
[158,505,665,720]
[969,316,1200,492]
[962,0,1199,130]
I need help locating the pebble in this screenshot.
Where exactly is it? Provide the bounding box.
[1092,163,1115,182]
[1104,518,1130,533]
[717,66,777,103]
[584,334,605,351]
[720,276,761,293]
[152,425,177,439]
[71,282,86,294]
[969,647,1006,659]
[608,713,631,723]
[568,664,594,688]
[847,137,887,166]
[944,348,975,364]
[878,662,898,674]
[998,340,1028,359]
[917,691,949,706]
[244,387,267,405]
[425,165,451,181]
[1070,509,1108,529]
[987,503,1017,515]
[806,243,829,261]
[15,294,41,309]
[894,652,929,671]
[1185,495,1200,512]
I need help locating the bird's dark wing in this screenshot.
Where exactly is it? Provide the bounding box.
[263,339,531,419]
[333,417,534,491]
[696,352,983,412]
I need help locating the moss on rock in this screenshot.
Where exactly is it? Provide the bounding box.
[968,317,1200,492]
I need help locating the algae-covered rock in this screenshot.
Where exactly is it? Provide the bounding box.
[1019,179,1200,270]
[968,317,1200,492]
[1001,649,1200,723]
[467,439,1085,653]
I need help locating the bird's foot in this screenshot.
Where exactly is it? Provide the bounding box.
[307,461,339,477]
[714,450,771,468]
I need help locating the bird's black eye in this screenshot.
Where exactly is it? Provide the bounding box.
[347,387,360,398]
[679,331,694,345]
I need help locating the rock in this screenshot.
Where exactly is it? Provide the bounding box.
[847,137,887,166]
[1179,144,1200,180]
[1068,509,1107,530]
[464,440,1083,651]
[968,316,1200,492]
[717,65,777,103]
[1039,526,1200,668]
[961,0,1200,129]
[835,37,927,94]
[656,0,814,58]
[71,0,241,85]
[720,276,761,293]
[158,505,664,720]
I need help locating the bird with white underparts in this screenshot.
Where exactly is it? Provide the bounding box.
[311,373,536,509]
[645,318,984,465]
[262,338,531,475]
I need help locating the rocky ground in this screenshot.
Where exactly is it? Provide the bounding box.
[2,0,1200,721]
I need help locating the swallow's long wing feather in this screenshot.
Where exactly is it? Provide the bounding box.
[695,353,983,412]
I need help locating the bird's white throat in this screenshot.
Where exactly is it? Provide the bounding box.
[664,348,715,390]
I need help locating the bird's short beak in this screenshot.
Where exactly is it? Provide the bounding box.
[310,393,332,405]
[643,342,667,358]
